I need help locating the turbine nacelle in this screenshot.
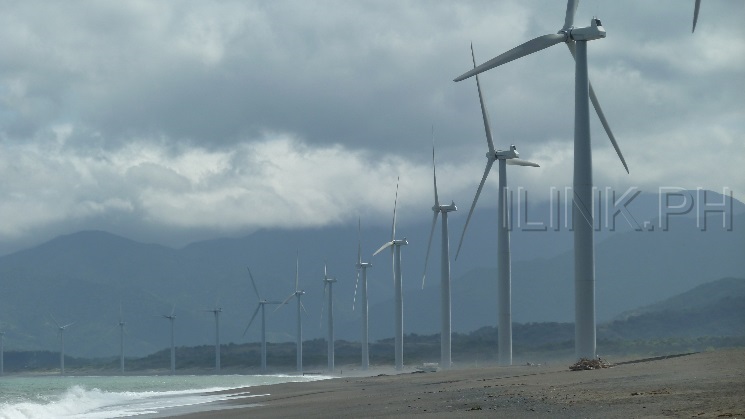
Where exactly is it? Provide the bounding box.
[567,18,606,42]
[433,201,457,213]
[494,144,520,160]
[356,261,372,269]
[392,239,408,246]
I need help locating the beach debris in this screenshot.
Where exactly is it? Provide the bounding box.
[569,357,613,371]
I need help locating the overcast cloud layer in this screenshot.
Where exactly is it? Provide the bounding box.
[0,0,743,254]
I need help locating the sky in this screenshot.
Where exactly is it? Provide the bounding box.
[0,0,743,255]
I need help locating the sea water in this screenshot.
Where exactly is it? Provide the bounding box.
[0,374,329,418]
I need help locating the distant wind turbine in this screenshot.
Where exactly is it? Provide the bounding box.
[454,0,629,360]
[161,305,176,374]
[373,177,408,371]
[421,139,457,369]
[353,218,372,370]
[320,263,337,372]
[277,252,306,373]
[50,315,74,375]
[455,45,540,367]
[204,306,223,373]
[244,267,282,373]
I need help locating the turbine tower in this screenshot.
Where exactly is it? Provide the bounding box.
[454,0,629,360]
[373,177,408,371]
[205,306,222,373]
[244,267,282,373]
[320,263,337,372]
[50,316,74,375]
[277,252,306,373]
[454,45,540,366]
[118,305,126,374]
[0,331,4,377]
[161,306,176,374]
[353,218,372,370]
[421,141,457,369]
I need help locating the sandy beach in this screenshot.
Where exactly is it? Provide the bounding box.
[175,349,744,418]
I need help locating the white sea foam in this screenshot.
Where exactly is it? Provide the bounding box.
[0,374,330,419]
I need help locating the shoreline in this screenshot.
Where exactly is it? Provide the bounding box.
[166,348,744,418]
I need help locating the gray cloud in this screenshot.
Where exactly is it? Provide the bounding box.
[0,0,742,254]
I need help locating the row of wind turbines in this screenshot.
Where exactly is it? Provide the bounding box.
[248,0,706,371]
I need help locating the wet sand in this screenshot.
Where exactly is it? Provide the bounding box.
[176,348,744,418]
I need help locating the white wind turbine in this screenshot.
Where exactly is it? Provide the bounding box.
[161,305,177,374]
[204,306,222,373]
[421,141,457,369]
[454,45,540,367]
[353,218,372,370]
[244,267,282,373]
[454,0,629,360]
[277,252,306,373]
[50,315,74,375]
[320,263,337,372]
[373,177,408,371]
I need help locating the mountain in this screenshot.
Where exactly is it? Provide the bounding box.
[600,277,745,339]
[0,191,742,358]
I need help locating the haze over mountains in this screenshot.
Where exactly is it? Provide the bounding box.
[0,191,742,358]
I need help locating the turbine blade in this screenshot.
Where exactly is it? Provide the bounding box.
[49,314,61,328]
[566,42,629,174]
[295,251,300,292]
[243,306,261,337]
[692,0,701,32]
[373,241,393,257]
[170,304,176,317]
[392,177,400,241]
[357,217,362,264]
[275,293,295,312]
[589,83,629,173]
[320,283,327,328]
[421,211,439,289]
[300,300,307,313]
[506,158,540,167]
[432,130,440,207]
[456,159,495,260]
[353,268,360,311]
[455,34,565,82]
[563,0,579,30]
[247,266,261,301]
[471,43,496,154]
[62,322,75,329]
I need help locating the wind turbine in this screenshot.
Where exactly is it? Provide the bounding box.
[50,316,74,375]
[454,45,540,366]
[244,267,282,373]
[353,218,372,370]
[118,305,126,374]
[373,177,408,371]
[277,252,306,373]
[161,305,176,374]
[320,263,337,372]
[421,140,457,369]
[204,306,222,373]
[454,0,629,360]
[692,0,702,32]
